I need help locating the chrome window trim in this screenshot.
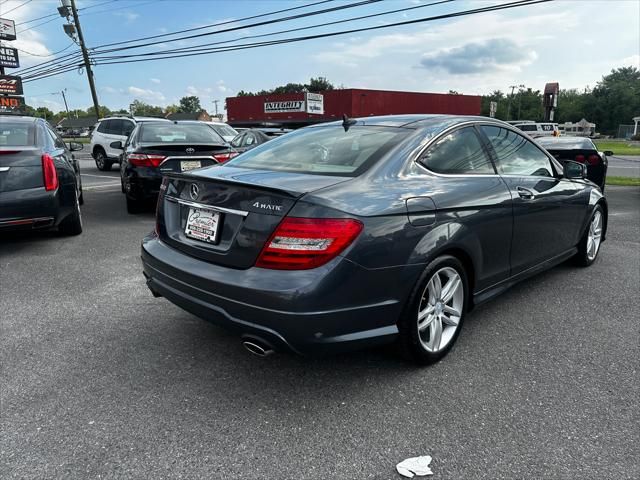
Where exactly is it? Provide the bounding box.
[0,166,10,172]
[164,195,249,217]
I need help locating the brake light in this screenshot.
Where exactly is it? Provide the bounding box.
[213,152,239,163]
[574,154,585,163]
[41,154,58,191]
[129,153,166,167]
[255,217,363,270]
[587,154,600,165]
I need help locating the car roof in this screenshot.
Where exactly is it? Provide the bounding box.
[309,114,507,131]
[0,115,40,124]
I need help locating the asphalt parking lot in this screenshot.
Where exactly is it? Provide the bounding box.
[608,155,640,178]
[1,155,639,479]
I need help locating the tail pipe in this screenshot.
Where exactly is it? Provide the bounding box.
[241,337,274,357]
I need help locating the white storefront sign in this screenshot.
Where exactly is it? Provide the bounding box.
[305,92,324,115]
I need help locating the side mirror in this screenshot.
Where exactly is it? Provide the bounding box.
[603,150,614,156]
[110,141,123,150]
[563,160,586,179]
[68,142,84,151]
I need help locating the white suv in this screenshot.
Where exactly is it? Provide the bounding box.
[90,116,170,171]
[514,122,559,138]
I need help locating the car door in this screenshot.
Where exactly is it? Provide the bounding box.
[479,124,584,275]
[416,125,513,291]
[43,125,78,197]
[104,119,125,158]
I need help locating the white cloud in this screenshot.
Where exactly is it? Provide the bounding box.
[127,86,166,102]
[185,86,199,95]
[622,55,640,68]
[150,78,161,84]
[102,86,118,94]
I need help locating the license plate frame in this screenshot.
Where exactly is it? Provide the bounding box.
[184,207,220,244]
[181,160,202,172]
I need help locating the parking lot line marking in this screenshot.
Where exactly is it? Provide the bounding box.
[83,183,122,191]
[81,173,120,178]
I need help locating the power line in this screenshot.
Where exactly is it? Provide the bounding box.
[2,0,33,15]
[95,0,454,61]
[92,0,381,54]
[23,0,551,83]
[12,43,76,58]
[94,0,335,49]
[94,0,550,66]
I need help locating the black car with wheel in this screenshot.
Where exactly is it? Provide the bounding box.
[142,115,607,364]
[116,121,238,213]
[0,115,84,235]
[229,128,292,154]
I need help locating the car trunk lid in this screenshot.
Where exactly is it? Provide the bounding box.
[157,166,351,268]
[136,143,230,174]
[0,148,44,192]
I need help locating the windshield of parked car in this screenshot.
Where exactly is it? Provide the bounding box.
[0,122,36,146]
[226,126,410,176]
[139,123,224,143]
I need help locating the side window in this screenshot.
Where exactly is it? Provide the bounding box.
[50,128,66,149]
[419,127,494,175]
[122,120,135,137]
[43,126,57,147]
[96,121,109,133]
[110,119,124,136]
[481,125,554,177]
[244,133,256,146]
[518,124,537,132]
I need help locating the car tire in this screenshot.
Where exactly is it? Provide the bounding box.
[398,255,468,365]
[94,149,112,171]
[58,197,83,236]
[574,205,604,267]
[126,195,143,214]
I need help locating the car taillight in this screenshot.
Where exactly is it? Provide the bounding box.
[255,217,363,270]
[587,154,600,165]
[213,152,239,163]
[129,153,166,167]
[575,154,585,163]
[41,154,58,191]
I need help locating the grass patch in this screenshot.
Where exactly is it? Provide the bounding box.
[594,140,640,155]
[606,176,640,186]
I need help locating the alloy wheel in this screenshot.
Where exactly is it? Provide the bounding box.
[587,210,602,261]
[417,267,464,353]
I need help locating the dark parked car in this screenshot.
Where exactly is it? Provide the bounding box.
[0,115,84,235]
[115,121,238,213]
[229,128,292,154]
[141,115,607,364]
[536,136,610,190]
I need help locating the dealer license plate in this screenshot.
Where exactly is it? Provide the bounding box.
[185,207,220,244]
[181,160,201,172]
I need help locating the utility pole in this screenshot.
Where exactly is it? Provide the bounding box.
[212,99,219,117]
[61,89,70,116]
[506,84,525,121]
[68,0,100,118]
[517,86,526,120]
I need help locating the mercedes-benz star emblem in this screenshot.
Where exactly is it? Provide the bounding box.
[186,147,195,154]
[189,183,199,200]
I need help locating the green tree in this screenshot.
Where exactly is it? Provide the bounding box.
[34,106,54,120]
[555,88,588,123]
[480,90,508,120]
[164,104,180,115]
[130,99,163,116]
[86,105,112,118]
[588,66,640,134]
[235,77,337,96]
[178,96,202,113]
[306,77,334,92]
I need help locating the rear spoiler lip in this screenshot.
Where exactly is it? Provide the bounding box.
[162,171,302,198]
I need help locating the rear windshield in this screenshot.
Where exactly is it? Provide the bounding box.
[140,123,224,143]
[210,124,237,137]
[226,126,410,176]
[538,138,595,150]
[0,122,36,146]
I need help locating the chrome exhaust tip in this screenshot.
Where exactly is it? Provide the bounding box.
[242,340,274,357]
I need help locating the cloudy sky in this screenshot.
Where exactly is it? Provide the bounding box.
[1,0,638,113]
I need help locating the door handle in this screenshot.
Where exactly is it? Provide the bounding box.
[516,186,535,199]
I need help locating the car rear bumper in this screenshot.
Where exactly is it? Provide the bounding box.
[0,187,61,231]
[141,234,418,355]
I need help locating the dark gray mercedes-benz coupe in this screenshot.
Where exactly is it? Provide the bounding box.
[141,115,607,364]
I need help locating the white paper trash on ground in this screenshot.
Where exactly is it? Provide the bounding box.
[396,455,434,478]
